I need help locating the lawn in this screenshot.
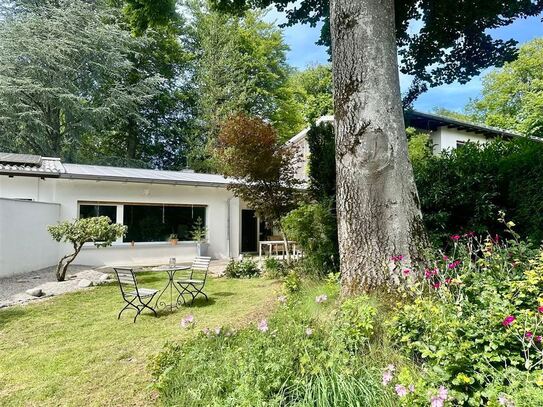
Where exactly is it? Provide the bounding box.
[0,273,281,406]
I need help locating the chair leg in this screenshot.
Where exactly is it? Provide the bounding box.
[119,297,137,320]
[133,306,142,323]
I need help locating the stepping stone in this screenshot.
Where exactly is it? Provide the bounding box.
[78,279,93,288]
[25,288,44,297]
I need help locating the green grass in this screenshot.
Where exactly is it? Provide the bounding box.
[0,273,281,406]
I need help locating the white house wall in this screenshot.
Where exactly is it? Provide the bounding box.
[0,198,60,277]
[0,175,241,270]
[436,127,490,151]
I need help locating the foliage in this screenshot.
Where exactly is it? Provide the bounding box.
[151,283,396,406]
[290,64,333,124]
[306,120,336,201]
[212,0,543,100]
[407,128,433,163]
[0,0,160,159]
[224,258,261,278]
[190,217,207,242]
[469,38,543,138]
[283,269,302,294]
[48,216,126,281]
[188,1,304,161]
[390,227,543,405]
[413,138,543,246]
[282,200,339,276]
[216,114,302,249]
[263,257,287,278]
[332,295,377,353]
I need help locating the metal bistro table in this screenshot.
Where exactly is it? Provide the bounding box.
[149,264,191,311]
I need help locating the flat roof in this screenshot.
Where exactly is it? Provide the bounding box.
[61,164,230,187]
[0,154,230,187]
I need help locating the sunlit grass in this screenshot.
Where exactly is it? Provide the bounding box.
[0,273,280,406]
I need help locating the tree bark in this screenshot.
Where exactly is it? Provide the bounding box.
[55,244,83,281]
[330,0,428,294]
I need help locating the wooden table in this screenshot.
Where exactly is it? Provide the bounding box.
[259,240,299,260]
[148,264,190,311]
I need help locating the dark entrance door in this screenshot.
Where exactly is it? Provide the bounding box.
[241,210,258,252]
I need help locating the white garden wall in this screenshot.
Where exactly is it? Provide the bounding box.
[0,198,60,277]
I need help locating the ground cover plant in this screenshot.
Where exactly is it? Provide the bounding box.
[0,274,278,406]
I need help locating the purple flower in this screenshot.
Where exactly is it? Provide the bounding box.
[277,295,287,304]
[305,327,313,336]
[257,319,269,333]
[438,386,448,400]
[181,314,194,328]
[408,384,415,393]
[202,327,210,336]
[395,384,408,397]
[502,315,516,327]
[315,294,328,303]
[430,396,445,407]
[386,364,395,372]
[498,394,515,407]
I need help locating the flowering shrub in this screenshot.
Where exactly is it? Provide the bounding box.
[392,224,543,405]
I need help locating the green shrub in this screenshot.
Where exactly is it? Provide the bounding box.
[284,269,302,293]
[332,295,377,353]
[390,229,543,405]
[263,257,287,278]
[413,138,543,246]
[224,258,261,278]
[282,200,339,276]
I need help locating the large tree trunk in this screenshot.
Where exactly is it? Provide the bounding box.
[330,0,427,294]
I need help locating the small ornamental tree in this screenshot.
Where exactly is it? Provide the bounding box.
[215,114,302,260]
[48,216,127,281]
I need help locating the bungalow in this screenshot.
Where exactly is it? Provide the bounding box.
[0,155,275,277]
[0,111,520,277]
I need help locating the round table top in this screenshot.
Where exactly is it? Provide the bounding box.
[149,264,191,272]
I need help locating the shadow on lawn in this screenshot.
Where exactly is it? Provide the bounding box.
[0,306,28,328]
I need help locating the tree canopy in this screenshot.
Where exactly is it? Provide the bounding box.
[469,38,543,138]
[213,0,543,100]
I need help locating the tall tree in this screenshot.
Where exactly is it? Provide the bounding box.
[290,64,333,124]
[0,0,160,159]
[469,38,543,138]
[211,0,543,293]
[188,1,304,150]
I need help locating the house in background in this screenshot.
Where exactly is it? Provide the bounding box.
[0,155,274,277]
[0,111,521,277]
[289,110,521,180]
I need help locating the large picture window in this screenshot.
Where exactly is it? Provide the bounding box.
[79,204,117,223]
[123,204,206,243]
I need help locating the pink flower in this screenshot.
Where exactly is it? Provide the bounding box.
[403,269,410,276]
[315,294,328,303]
[277,295,287,304]
[450,234,461,241]
[395,384,408,397]
[181,314,194,328]
[525,331,533,340]
[442,255,449,261]
[433,282,441,289]
[305,327,313,336]
[382,370,393,386]
[538,306,543,313]
[535,335,542,343]
[464,231,475,238]
[445,278,452,285]
[391,255,404,262]
[502,315,516,327]
[448,260,461,269]
[257,319,269,333]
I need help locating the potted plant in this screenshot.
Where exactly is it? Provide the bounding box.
[169,233,178,246]
[191,217,208,256]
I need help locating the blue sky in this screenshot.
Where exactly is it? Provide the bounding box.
[265,11,543,113]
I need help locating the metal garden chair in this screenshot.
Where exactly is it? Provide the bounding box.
[175,256,211,306]
[113,268,158,322]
